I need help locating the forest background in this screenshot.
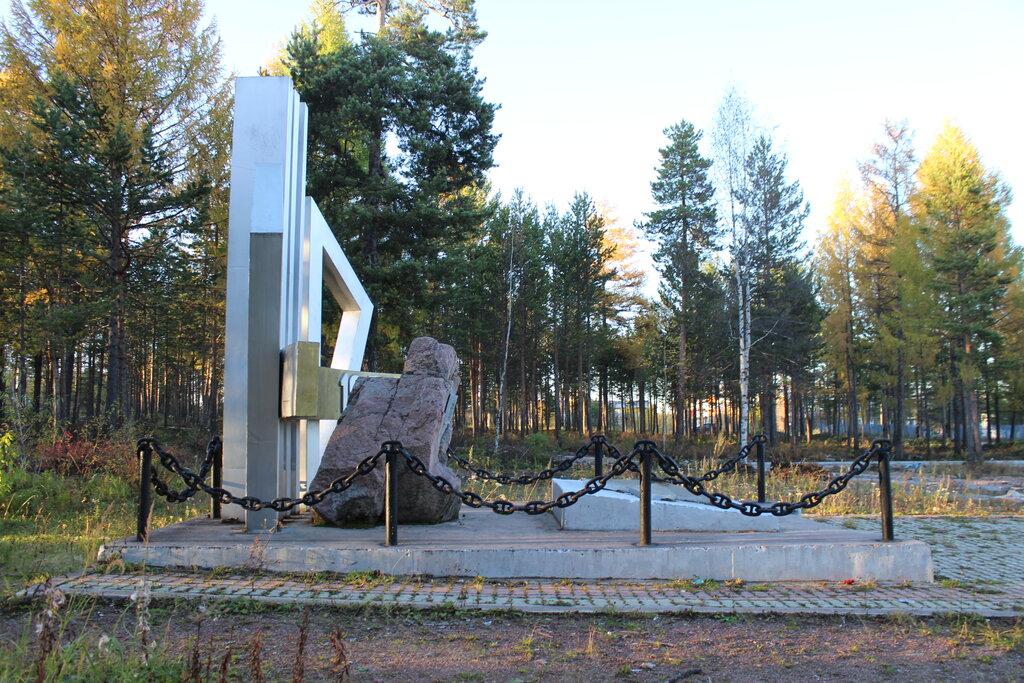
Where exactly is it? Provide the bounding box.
[0,0,1021,471]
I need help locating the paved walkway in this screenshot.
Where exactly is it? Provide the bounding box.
[24,516,1024,617]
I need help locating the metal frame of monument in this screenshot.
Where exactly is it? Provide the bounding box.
[222,77,374,531]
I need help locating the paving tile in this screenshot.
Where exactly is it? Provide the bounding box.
[19,515,1024,617]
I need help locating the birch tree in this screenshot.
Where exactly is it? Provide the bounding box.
[711,88,757,443]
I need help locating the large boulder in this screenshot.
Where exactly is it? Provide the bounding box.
[310,337,462,525]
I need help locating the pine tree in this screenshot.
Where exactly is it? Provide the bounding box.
[735,134,813,443]
[282,6,497,369]
[638,120,717,440]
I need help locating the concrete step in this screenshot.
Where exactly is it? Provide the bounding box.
[102,506,933,582]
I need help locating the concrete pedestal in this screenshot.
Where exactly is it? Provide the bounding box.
[550,478,814,533]
[100,507,933,582]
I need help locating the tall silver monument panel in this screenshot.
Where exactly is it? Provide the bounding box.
[223,77,371,531]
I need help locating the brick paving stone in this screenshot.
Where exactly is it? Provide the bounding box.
[20,515,1024,617]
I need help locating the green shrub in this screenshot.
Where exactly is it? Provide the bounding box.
[524,432,553,458]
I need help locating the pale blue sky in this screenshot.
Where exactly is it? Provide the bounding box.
[212,0,1024,256]
[4,0,1023,256]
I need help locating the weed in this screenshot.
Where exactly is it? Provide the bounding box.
[953,617,1024,653]
[343,570,395,588]
[851,580,879,593]
[330,626,351,681]
[290,610,310,683]
[671,577,722,591]
[246,627,266,683]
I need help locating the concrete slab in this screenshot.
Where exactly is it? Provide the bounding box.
[100,507,933,582]
[550,478,814,532]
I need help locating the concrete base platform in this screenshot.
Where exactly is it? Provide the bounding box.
[551,478,814,532]
[101,508,933,582]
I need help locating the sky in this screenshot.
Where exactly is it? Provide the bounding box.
[5,0,1023,262]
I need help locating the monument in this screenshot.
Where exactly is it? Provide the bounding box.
[222,77,373,531]
[105,76,933,585]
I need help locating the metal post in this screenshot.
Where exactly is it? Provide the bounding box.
[639,446,652,546]
[136,441,153,543]
[877,440,894,542]
[384,448,398,546]
[211,438,222,520]
[756,436,766,503]
[594,437,604,478]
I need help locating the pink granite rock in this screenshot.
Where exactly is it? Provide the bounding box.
[310,337,461,525]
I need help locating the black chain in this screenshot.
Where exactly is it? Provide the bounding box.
[446,435,606,485]
[399,441,636,515]
[645,439,889,516]
[149,437,220,502]
[140,435,889,520]
[139,438,386,513]
[625,434,767,484]
[140,438,637,516]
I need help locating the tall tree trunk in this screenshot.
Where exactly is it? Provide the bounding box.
[894,338,906,458]
[32,352,42,414]
[994,382,1001,444]
[553,339,561,441]
[577,345,587,435]
[0,344,6,424]
[737,271,751,444]
[638,377,646,435]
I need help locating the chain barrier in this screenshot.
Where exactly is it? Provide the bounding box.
[623,434,768,485]
[148,437,220,502]
[643,439,890,517]
[138,436,636,517]
[446,435,609,485]
[138,438,386,513]
[138,435,892,533]
[401,440,635,515]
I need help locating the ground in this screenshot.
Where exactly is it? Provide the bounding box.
[5,514,1024,681]
[3,601,1023,681]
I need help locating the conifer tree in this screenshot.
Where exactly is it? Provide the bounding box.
[916,123,1015,463]
[735,134,813,442]
[638,120,717,440]
[816,179,865,448]
[856,121,917,457]
[0,0,229,428]
[282,2,496,369]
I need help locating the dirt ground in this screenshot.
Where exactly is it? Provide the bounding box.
[4,599,1024,681]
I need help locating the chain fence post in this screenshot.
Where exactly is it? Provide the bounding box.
[755,435,767,503]
[385,446,398,546]
[212,437,222,520]
[594,436,604,478]
[136,440,153,542]
[877,439,894,541]
[640,444,652,546]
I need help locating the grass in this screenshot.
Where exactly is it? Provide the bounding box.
[950,616,1024,653]
[0,467,205,597]
[0,583,353,682]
